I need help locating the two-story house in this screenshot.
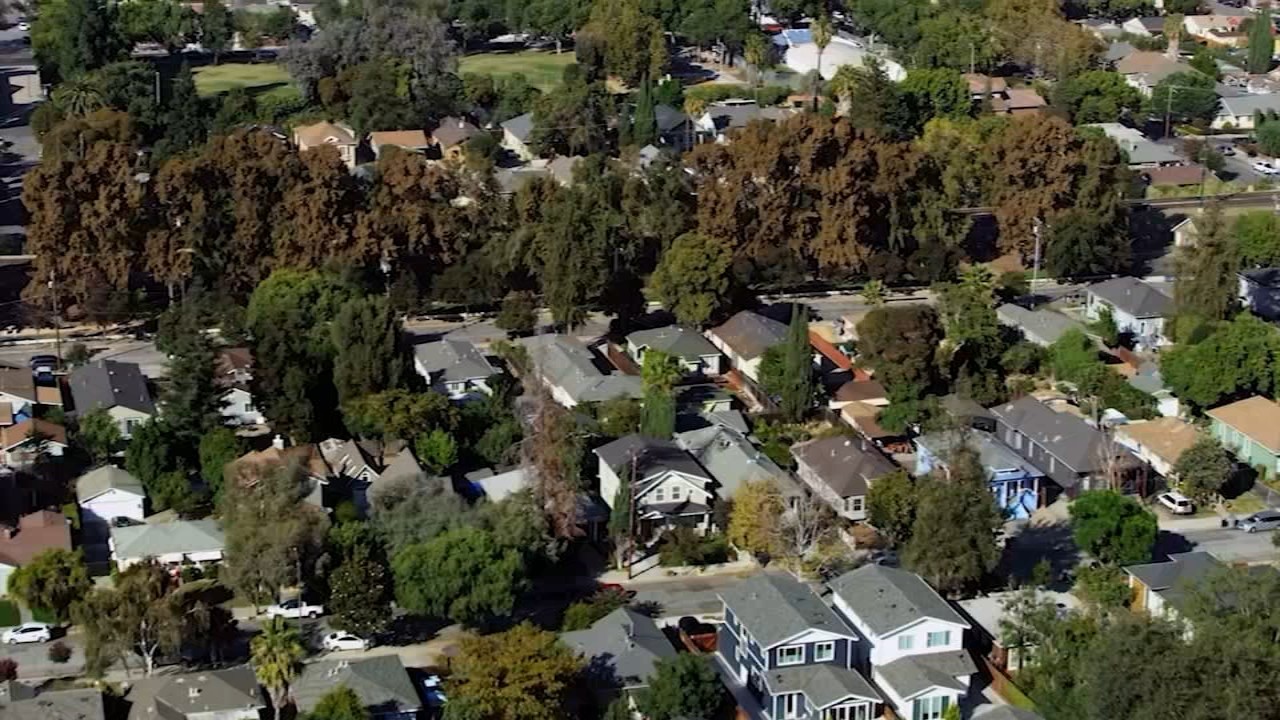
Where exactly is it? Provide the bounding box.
[718,573,882,720]
[626,326,724,377]
[1084,276,1172,348]
[914,430,1044,519]
[412,339,498,400]
[69,360,156,439]
[596,434,717,539]
[791,436,898,522]
[829,565,975,720]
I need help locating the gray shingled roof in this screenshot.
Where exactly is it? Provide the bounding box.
[127,667,262,720]
[547,155,585,185]
[2,688,104,720]
[414,339,497,384]
[654,104,688,133]
[875,651,976,699]
[973,706,1045,720]
[829,565,967,636]
[915,431,1042,481]
[791,436,898,497]
[988,396,1138,484]
[69,360,155,415]
[76,465,145,502]
[495,166,550,195]
[502,112,535,141]
[996,304,1084,346]
[1087,277,1172,318]
[1240,267,1280,289]
[709,311,789,360]
[517,335,642,404]
[111,519,225,559]
[293,656,420,714]
[676,424,802,500]
[718,573,854,648]
[432,116,480,148]
[1219,93,1280,119]
[765,664,881,709]
[595,434,712,493]
[1123,551,1224,613]
[561,607,677,690]
[627,326,720,363]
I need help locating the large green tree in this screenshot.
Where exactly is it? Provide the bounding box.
[903,448,1004,596]
[6,548,92,623]
[446,623,584,720]
[1161,313,1280,410]
[1149,71,1219,124]
[308,686,370,720]
[1250,4,1274,75]
[1052,71,1142,124]
[1069,490,1158,565]
[648,232,735,328]
[331,296,409,406]
[866,470,917,547]
[1174,202,1239,325]
[32,0,128,82]
[1173,436,1232,505]
[391,526,525,626]
[634,654,725,720]
[328,544,392,637]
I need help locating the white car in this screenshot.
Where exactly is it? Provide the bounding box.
[16,22,29,31]
[1157,491,1195,515]
[3,623,51,645]
[322,631,370,652]
[265,598,325,619]
[1252,160,1278,175]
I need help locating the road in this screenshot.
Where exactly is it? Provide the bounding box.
[1176,524,1279,565]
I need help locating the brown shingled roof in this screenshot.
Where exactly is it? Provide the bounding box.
[0,511,72,567]
[1207,396,1280,453]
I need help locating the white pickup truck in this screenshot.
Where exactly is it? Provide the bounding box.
[265,598,325,619]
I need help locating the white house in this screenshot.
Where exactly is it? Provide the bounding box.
[68,360,156,439]
[830,565,975,720]
[595,434,716,539]
[216,347,264,427]
[412,339,498,400]
[0,418,67,468]
[1214,94,1280,130]
[1084,277,1173,348]
[626,326,724,377]
[109,518,225,570]
[1124,552,1224,621]
[501,113,535,161]
[76,465,147,533]
[705,310,789,383]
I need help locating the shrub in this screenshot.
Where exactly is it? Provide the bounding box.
[0,658,16,680]
[0,600,19,627]
[561,589,630,631]
[658,529,730,567]
[47,641,71,664]
[180,564,204,583]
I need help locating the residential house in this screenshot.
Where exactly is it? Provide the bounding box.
[547,155,585,186]
[69,360,156,438]
[0,418,66,468]
[1142,163,1212,189]
[76,465,147,535]
[989,396,1142,497]
[292,656,421,720]
[706,311,790,383]
[0,365,40,425]
[1084,276,1172,347]
[839,402,909,451]
[0,685,105,720]
[109,518,225,570]
[466,465,609,538]
[1127,360,1180,418]
[494,165,551,195]
[1080,18,1124,40]
[962,73,1008,100]
[1115,51,1195,95]
[1238,267,1280,319]
[914,431,1044,519]
[1116,417,1200,478]
[717,573,882,720]
[596,434,717,539]
[1103,40,1137,64]
[654,103,693,149]
[430,116,481,161]
[501,112,535,161]
[973,707,1046,720]
[1124,551,1225,620]
[1214,94,1280,129]
[0,510,72,593]
[996,303,1086,347]
[126,667,264,720]
[829,565,975,720]
[516,334,643,408]
[215,347,263,427]
[1120,16,1164,37]
[791,436,898,522]
[413,339,498,400]
[941,395,998,433]
[562,607,677,705]
[828,379,889,411]
[627,326,724,377]
[1183,13,1247,45]
[675,423,805,504]
[225,436,335,509]
[1084,124,1183,168]
[368,130,431,159]
[958,589,1079,675]
[293,121,359,169]
[695,101,795,143]
[1172,216,1199,248]
[1207,396,1280,476]
[998,87,1047,115]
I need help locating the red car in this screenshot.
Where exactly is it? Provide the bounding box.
[597,583,637,600]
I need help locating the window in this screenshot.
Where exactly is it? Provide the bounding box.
[655,487,665,502]
[850,497,864,512]
[671,485,682,500]
[782,693,802,719]
[814,641,835,662]
[913,696,950,720]
[824,705,870,720]
[897,635,914,651]
[777,645,805,667]
[926,631,951,648]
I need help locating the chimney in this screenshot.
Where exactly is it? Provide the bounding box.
[272,434,285,450]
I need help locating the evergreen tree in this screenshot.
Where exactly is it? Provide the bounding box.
[1250,5,1274,75]
[331,296,408,406]
[1174,202,1239,327]
[328,544,392,637]
[904,448,1004,596]
[155,63,207,160]
[163,314,223,447]
[639,349,680,438]
[778,304,815,422]
[633,75,657,147]
[201,0,233,63]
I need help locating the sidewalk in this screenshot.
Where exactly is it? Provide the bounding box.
[597,556,759,586]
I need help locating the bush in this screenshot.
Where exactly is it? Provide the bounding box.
[47,641,71,664]
[0,657,15,680]
[658,529,730,567]
[0,600,19,627]
[561,589,630,631]
[180,564,204,583]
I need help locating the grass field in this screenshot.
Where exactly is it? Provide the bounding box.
[193,63,295,98]
[459,50,576,92]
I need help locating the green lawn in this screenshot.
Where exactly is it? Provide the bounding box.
[193,63,294,98]
[459,50,576,92]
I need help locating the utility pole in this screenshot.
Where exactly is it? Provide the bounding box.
[47,270,61,371]
[969,42,976,75]
[626,451,637,580]
[1164,85,1176,139]
[1030,218,1043,290]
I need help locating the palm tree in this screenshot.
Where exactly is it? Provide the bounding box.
[811,13,834,111]
[51,79,104,117]
[250,617,305,711]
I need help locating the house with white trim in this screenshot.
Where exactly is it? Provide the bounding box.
[595,434,716,539]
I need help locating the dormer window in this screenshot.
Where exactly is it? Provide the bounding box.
[776,644,804,666]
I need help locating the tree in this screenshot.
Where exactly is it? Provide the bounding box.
[75,560,181,677]
[1258,120,1280,156]
[125,420,200,514]
[1251,3,1274,75]
[639,349,681,439]
[866,470,916,547]
[328,544,392,637]
[609,475,633,565]
[1070,490,1158,565]
[1174,202,1238,324]
[774,304,815,422]
[1052,70,1143,125]
[344,388,457,446]
[32,0,127,82]
[496,291,538,336]
[447,623,583,720]
[597,395,641,439]
[75,407,121,463]
[727,479,783,557]
[1174,436,1232,505]
[828,60,908,136]
[200,0,233,62]
[632,75,657,147]
[634,654,724,720]
[1149,71,1220,124]
[309,686,370,720]
[392,527,525,626]
[1074,563,1131,610]
[154,63,207,160]
[899,68,970,132]
[579,0,666,87]
[561,588,630,630]
[250,617,305,711]
[811,13,833,107]
[414,428,458,474]
[198,427,241,504]
[903,448,1004,596]
[857,306,943,402]
[6,549,91,623]
[1161,313,1280,410]
[1045,209,1130,280]
[372,474,474,555]
[649,232,735,328]
[1092,305,1119,348]
[1235,211,1280,267]
[163,312,223,447]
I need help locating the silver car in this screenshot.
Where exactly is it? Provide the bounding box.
[1238,510,1280,533]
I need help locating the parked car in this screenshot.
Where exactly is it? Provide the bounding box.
[596,582,636,600]
[265,598,325,619]
[1238,510,1280,533]
[422,675,447,708]
[28,354,58,374]
[1219,144,1236,157]
[3,623,52,645]
[1251,160,1279,175]
[322,631,370,651]
[1157,491,1195,515]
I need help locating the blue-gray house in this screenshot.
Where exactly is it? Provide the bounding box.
[914,431,1043,520]
[717,573,881,720]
